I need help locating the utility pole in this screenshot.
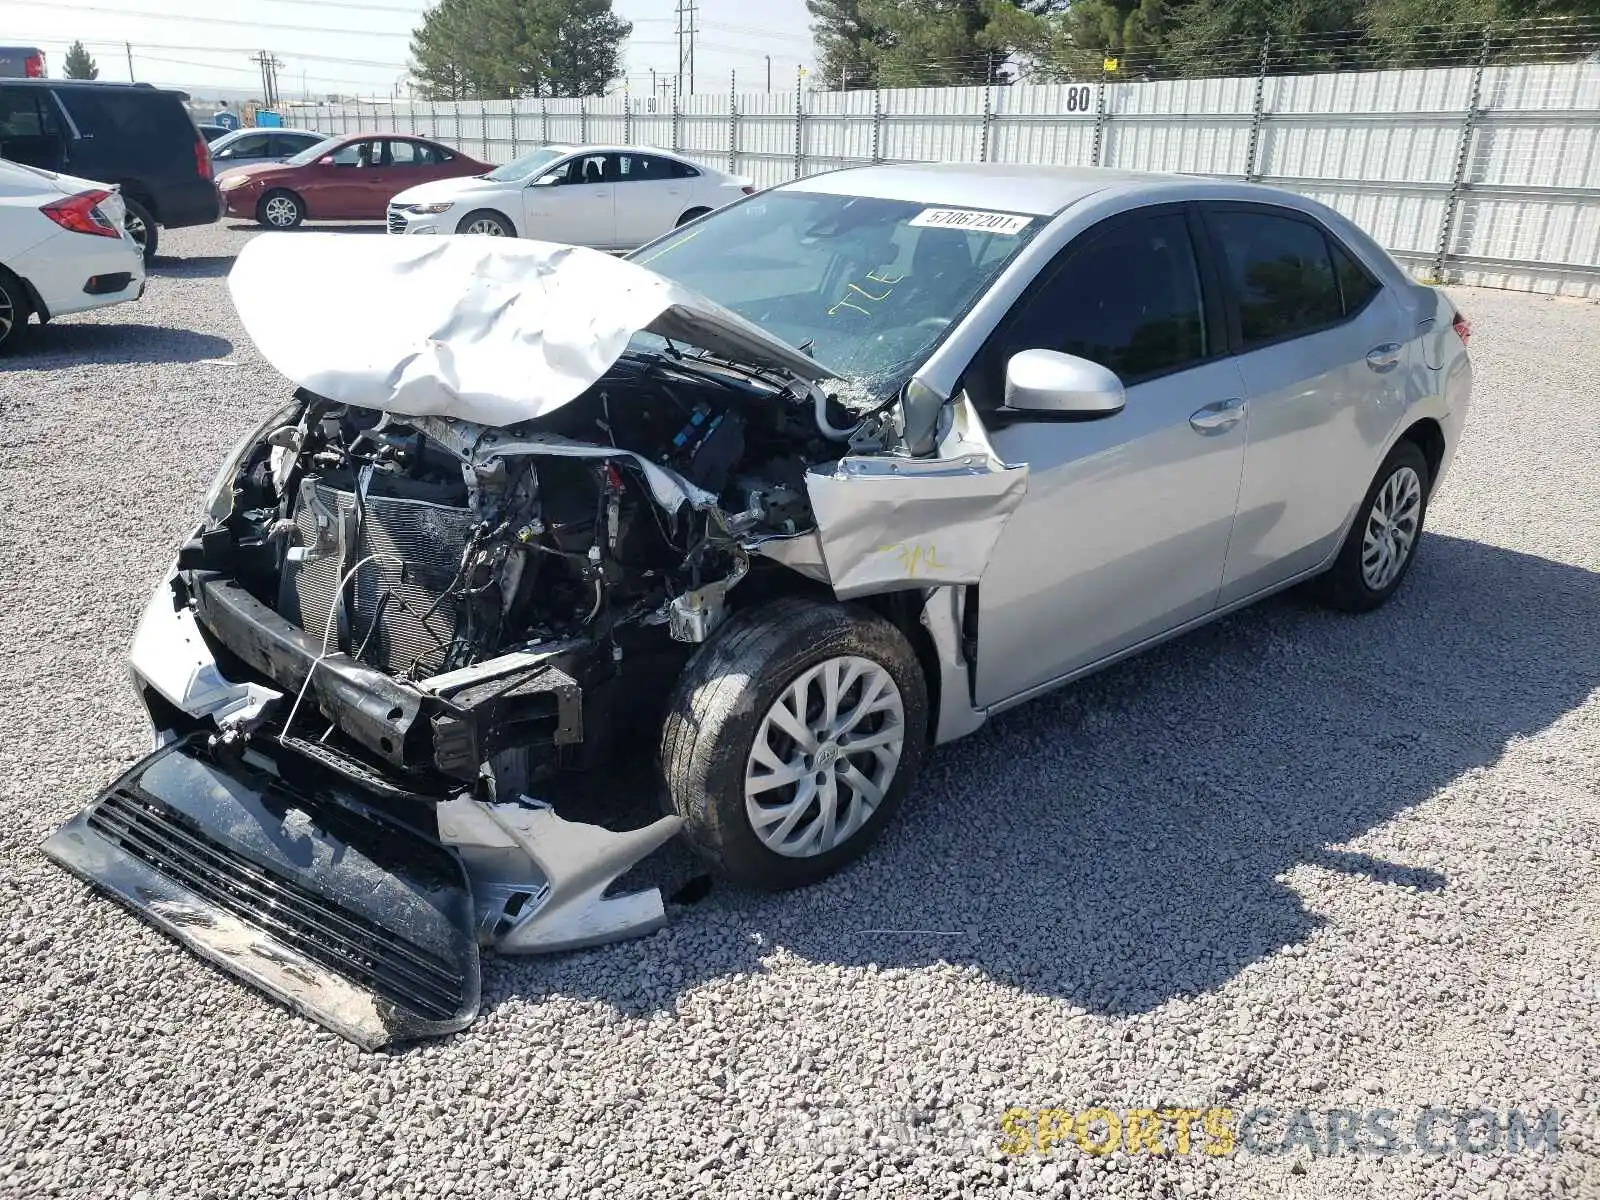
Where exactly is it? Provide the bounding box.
[676,0,697,97]
[124,42,134,82]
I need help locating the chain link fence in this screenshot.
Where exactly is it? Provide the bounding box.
[282,20,1600,296]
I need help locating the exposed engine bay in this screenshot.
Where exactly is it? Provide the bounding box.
[183,344,891,790]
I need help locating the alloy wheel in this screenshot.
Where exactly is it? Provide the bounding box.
[464,217,505,236]
[744,655,905,858]
[124,210,148,251]
[0,285,14,344]
[264,196,300,227]
[1362,464,1423,590]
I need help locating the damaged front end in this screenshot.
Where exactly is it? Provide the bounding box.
[45,234,1026,1046]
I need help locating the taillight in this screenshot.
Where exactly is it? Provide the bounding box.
[1452,312,1471,345]
[24,53,44,78]
[41,190,122,238]
[740,185,755,195]
[195,132,211,178]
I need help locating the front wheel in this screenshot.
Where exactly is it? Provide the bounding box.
[455,209,514,237]
[659,598,929,890]
[1311,440,1431,612]
[256,189,305,229]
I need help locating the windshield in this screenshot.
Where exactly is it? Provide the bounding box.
[286,135,346,166]
[627,190,1038,395]
[483,147,563,183]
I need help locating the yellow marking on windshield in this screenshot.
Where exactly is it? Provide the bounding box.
[827,269,906,319]
[635,227,703,265]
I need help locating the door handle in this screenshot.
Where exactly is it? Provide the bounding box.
[1189,397,1246,434]
[1365,343,1403,372]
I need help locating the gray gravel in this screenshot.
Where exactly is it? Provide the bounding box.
[2,221,1599,1200]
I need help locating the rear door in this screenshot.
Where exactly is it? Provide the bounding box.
[971,205,1248,706]
[1200,203,1412,602]
[521,152,614,247]
[612,151,688,246]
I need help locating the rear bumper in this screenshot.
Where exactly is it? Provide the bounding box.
[158,180,223,228]
[13,228,145,320]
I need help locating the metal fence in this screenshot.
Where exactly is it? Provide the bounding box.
[297,57,1600,297]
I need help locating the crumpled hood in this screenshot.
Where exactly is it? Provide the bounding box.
[228,232,836,427]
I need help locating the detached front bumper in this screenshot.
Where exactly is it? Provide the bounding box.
[44,568,682,1047]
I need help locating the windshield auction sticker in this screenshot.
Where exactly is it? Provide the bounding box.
[909,208,1032,235]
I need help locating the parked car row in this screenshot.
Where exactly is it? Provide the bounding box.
[216,135,753,250]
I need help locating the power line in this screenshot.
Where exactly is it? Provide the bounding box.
[6,0,412,39]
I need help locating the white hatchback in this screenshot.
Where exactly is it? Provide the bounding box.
[387,144,752,250]
[0,158,145,352]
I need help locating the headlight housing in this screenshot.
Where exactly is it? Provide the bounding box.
[202,402,302,522]
[404,202,454,215]
[218,174,252,191]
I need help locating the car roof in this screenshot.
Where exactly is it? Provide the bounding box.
[782,163,1267,216]
[214,126,321,140]
[7,78,189,99]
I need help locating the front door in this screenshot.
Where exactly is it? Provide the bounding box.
[1200,203,1414,602]
[522,152,615,248]
[970,207,1248,707]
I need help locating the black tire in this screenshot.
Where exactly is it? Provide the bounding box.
[123,197,158,263]
[675,206,712,228]
[455,209,515,237]
[256,189,305,229]
[659,597,929,890]
[0,267,33,354]
[1311,440,1431,613]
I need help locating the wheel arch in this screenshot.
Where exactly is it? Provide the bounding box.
[1397,416,1446,493]
[114,181,158,223]
[854,590,943,747]
[456,207,518,236]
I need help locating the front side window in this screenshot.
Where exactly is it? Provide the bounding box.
[1211,210,1343,347]
[632,190,1039,394]
[984,211,1209,397]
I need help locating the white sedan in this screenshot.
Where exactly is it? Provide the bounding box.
[0,159,145,353]
[386,144,753,250]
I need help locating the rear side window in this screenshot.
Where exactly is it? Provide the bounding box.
[997,211,1210,384]
[58,89,192,147]
[0,86,60,137]
[1210,210,1344,347]
[668,158,699,178]
[1330,238,1379,316]
[267,133,315,156]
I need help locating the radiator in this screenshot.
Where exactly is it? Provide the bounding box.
[278,478,478,679]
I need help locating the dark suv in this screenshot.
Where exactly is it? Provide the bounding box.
[0,80,217,261]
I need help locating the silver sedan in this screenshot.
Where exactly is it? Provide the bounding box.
[634,163,1473,878]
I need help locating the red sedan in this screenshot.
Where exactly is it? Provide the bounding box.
[216,133,490,228]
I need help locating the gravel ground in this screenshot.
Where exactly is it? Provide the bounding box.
[2,220,1598,1200]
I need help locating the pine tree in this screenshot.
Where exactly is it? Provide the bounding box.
[63,40,99,80]
[410,0,628,99]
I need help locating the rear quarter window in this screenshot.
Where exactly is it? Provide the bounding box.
[59,89,194,149]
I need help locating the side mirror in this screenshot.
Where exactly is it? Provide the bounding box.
[529,173,560,187]
[1002,349,1125,419]
[317,155,335,166]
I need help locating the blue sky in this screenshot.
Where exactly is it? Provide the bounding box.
[7,0,817,100]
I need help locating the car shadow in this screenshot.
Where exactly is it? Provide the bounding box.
[477,533,1600,1026]
[223,221,385,235]
[4,322,235,366]
[150,254,236,278]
